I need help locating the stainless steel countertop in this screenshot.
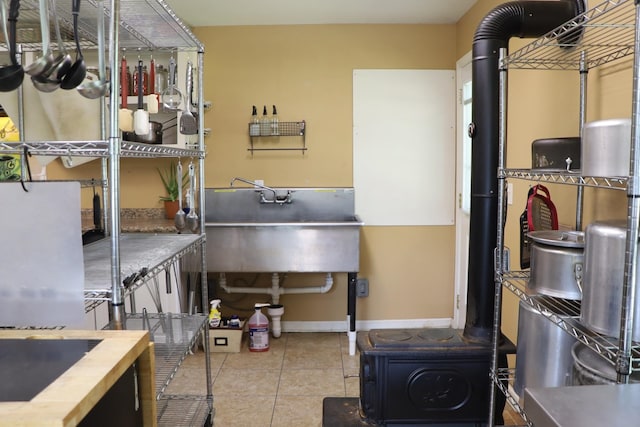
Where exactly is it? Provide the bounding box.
[524,383,640,427]
[83,233,202,292]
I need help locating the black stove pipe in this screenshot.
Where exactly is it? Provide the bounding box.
[464,0,585,342]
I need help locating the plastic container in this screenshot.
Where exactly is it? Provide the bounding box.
[248,303,270,352]
[208,299,222,328]
[229,314,241,328]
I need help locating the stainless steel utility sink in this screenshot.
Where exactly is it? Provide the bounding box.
[204,187,363,272]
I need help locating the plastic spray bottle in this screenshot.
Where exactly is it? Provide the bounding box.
[208,299,222,328]
[248,303,270,352]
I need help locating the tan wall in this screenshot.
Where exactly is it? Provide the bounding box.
[44,24,459,323]
[193,24,458,321]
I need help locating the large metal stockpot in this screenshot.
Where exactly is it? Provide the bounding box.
[528,230,584,300]
[581,220,640,341]
[572,342,640,385]
[514,300,577,399]
[581,118,631,177]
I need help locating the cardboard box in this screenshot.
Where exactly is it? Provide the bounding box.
[208,321,244,353]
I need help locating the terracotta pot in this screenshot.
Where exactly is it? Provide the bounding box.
[164,200,179,219]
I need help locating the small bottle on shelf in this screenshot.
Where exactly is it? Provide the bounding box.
[126,65,133,95]
[271,105,279,136]
[155,64,167,94]
[260,105,271,136]
[249,105,260,136]
[142,65,149,95]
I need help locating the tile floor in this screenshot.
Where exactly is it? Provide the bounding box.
[166,332,525,427]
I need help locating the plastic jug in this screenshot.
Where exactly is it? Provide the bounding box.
[248,303,270,352]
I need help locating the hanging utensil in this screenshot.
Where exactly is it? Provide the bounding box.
[49,0,72,80]
[174,161,186,232]
[0,0,24,92]
[161,55,182,111]
[82,187,105,245]
[60,0,87,89]
[527,184,559,232]
[149,55,155,94]
[133,59,149,135]
[32,0,72,92]
[186,161,198,232]
[0,0,10,56]
[179,60,197,135]
[519,187,534,269]
[119,53,133,131]
[147,54,158,113]
[25,0,56,77]
[77,0,108,98]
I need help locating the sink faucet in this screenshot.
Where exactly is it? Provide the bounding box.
[230,177,293,204]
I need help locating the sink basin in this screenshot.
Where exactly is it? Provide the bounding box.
[204,187,363,272]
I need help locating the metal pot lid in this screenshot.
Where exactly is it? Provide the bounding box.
[528,230,585,248]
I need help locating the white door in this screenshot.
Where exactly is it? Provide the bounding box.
[453,52,473,328]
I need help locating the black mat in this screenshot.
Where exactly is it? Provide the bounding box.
[322,397,378,426]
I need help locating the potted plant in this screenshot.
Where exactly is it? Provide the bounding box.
[158,161,188,219]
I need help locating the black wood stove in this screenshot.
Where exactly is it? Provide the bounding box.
[358,328,509,427]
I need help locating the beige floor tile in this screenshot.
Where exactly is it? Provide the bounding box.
[283,346,343,370]
[341,351,360,377]
[222,347,285,370]
[345,376,360,398]
[164,366,209,395]
[181,348,227,372]
[213,368,282,396]
[278,368,345,397]
[213,394,275,427]
[286,332,341,349]
[271,395,324,427]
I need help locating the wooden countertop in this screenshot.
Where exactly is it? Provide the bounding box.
[0,330,156,427]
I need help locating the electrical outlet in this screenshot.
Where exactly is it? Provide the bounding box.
[356,278,369,297]
[507,182,513,205]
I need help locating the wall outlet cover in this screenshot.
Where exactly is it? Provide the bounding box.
[356,278,369,297]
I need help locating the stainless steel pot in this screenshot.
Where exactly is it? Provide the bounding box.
[514,300,576,399]
[581,220,640,340]
[528,230,584,300]
[572,342,640,385]
[122,120,163,144]
[581,118,631,177]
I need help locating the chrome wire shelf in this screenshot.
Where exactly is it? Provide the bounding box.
[0,140,205,159]
[502,0,635,70]
[504,169,628,190]
[103,312,207,399]
[502,271,640,370]
[82,234,204,312]
[157,395,212,427]
[7,0,203,52]
[84,290,110,313]
[491,368,532,427]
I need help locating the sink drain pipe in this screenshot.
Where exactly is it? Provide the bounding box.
[219,272,334,305]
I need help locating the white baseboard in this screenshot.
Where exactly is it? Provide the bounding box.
[281,318,452,333]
